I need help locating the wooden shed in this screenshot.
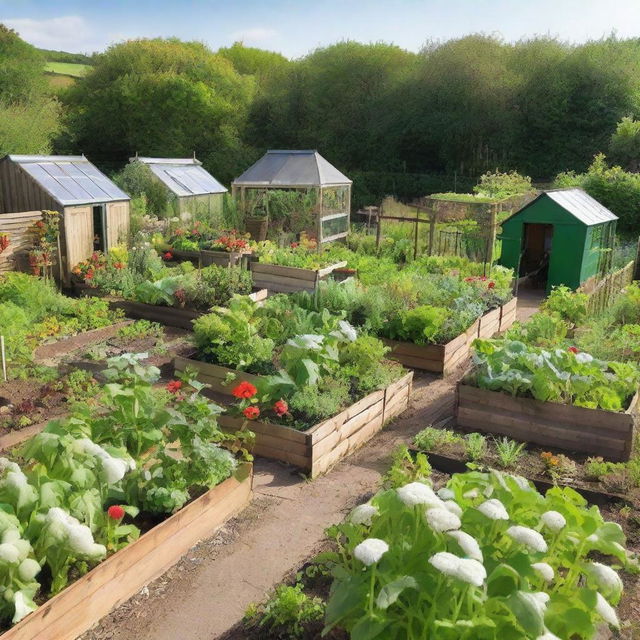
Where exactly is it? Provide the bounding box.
[232,150,352,243]
[499,188,618,292]
[131,157,227,217]
[0,155,130,280]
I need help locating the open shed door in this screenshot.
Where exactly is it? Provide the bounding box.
[63,206,93,278]
[106,201,129,249]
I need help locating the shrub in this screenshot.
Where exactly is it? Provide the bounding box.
[474,170,533,199]
[541,286,587,326]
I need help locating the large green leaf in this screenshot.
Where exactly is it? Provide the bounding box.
[376,575,418,609]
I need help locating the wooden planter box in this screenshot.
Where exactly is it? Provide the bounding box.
[170,249,201,264]
[382,298,517,376]
[3,463,253,640]
[200,250,245,268]
[174,355,264,396]
[250,260,348,293]
[110,289,268,331]
[456,383,637,462]
[218,372,413,477]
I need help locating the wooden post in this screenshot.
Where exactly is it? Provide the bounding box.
[634,235,640,281]
[413,205,420,260]
[427,211,436,256]
[375,202,383,250]
[485,204,498,271]
[0,336,6,382]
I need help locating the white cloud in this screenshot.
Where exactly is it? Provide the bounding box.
[2,15,99,52]
[229,27,277,44]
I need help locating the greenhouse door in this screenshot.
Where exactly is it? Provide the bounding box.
[521,223,553,288]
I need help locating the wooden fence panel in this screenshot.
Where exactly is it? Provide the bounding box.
[579,261,634,314]
[0,211,42,273]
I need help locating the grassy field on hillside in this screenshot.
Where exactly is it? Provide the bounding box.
[44,61,91,77]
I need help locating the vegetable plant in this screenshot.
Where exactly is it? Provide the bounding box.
[320,469,633,639]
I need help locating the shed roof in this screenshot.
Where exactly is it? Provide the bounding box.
[507,188,618,226]
[232,150,351,187]
[6,155,130,206]
[134,157,227,197]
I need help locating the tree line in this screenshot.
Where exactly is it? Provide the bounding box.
[2,27,640,212]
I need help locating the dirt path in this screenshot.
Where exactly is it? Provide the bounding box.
[81,372,456,640]
[516,288,544,322]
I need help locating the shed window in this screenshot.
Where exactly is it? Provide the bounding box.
[590,225,602,248]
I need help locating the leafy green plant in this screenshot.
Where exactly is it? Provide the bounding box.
[414,427,462,452]
[321,469,633,639]
[541,286,588,326]
[383,445,432,489]
[245,582,325,638]
[494,437,526,469]
[470,338,640,411]
[117,320,163,341]
[464,432,487,462]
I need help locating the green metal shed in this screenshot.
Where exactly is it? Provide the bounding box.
[499,188,618,292]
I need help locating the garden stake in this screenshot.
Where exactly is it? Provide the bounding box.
[0,335,5,382]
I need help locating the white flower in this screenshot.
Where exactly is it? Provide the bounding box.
[12,591,36,624]
[463,488,479,499]
[337,320,357,342]
[288,334,324,350]
[425,507,461,532]
[455,558,486,586]
[2,529,20,544]
[5,471,28,489]
[477,498,509,520]
[507,526,548,553]
[350,504,379,527]
[47,507,75,526]
[17,558,40,582]
[67,524,106,559]
[397,482,442,508]
[354,538,388,566]
[443,501,462,517]
[576,352,594,364]
[588,562,623,598]
[447,530,483,561]
[536,631,562,640]
[11,540,30,562]
[595,592,620,628]
[532,562,554,583]
[0,543,20,564]
[0,458,20,474]
[541,511,566,532]
[76,438,104,457]
[429,551,460,577]
[101,456,128,484]
[437,488,455,500]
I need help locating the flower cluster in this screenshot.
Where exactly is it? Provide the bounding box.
[209,230,251,253]
[0,233,9,254]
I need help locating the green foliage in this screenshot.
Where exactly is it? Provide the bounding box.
[112,162,169,217]
[494,437,527,469]
[414,426,463,452]
[553,154,640,233]
[245,582,324,638]
[473,170,533,199]
[288,379,351,426]
[464,432,488,462]
[60,38,256,184]
[470,338,640,411]
[506,312,569,348]
[117,320,163,341]
[541,286,588,326]
[383,445,432,489]
[609,116,640,171]
[322,469,632,639]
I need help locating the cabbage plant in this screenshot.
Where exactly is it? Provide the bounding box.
[321,469,634,639]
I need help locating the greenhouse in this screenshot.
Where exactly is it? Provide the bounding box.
[232,150,352,242]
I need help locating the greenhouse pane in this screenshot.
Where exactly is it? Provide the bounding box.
[321,214,349,240]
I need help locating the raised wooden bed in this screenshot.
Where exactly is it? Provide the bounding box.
[170,249,201,265]
[200,249,245,268]
[250,260,348,293]
[456,383,637,462]
[382,298,517,376]
[3,462,253,640]
[174,355,264,396]
[109,289,268,331]
[218,372,413,477]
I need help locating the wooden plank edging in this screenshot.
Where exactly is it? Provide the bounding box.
[1,463,253,640]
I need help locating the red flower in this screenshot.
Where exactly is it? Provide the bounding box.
[464,277,474,282]
[480,276,487,281]
[232,381,258,399]
[85,269,94,280]
[290,242,299,248]
[243,406,260,420]
[107,505,125,521]
[167,380,182,394]
[163,252,173,260]
[273,400,288,416]
[114,261,124,269]
[488,281,495,289]
[568,346,579,354]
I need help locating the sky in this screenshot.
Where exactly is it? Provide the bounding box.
[1,0,640,57]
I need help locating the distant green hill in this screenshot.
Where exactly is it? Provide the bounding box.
[37,47,94,65]
[44,61,90,78]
